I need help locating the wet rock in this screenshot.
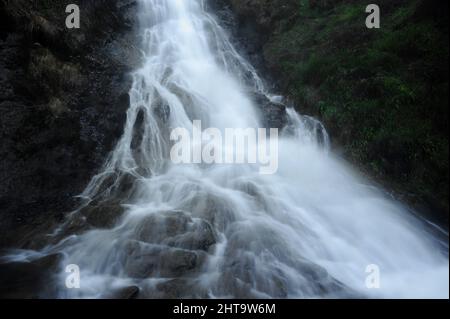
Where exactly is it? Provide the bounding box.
[29,14,63,51]
[82,203,124,229]
[153,103,171,123]
[135,211,217,252]
[154,278,204,299]
[219,253,351,298]
[164,220,216,252]
[251,93,287,129]
[217,223,354,298]
[89,172,138,204]
[28,45,84,97]
[188,193,237,233]
[136,211,191,243]
[219,270,261,298]
[104,285,140,299]
[159,248,201,277]
[228,0,298,31]
[0,0,139,249]
[124,242,161,278]
[123,240,207,279]
[60,213,89,236]
[48,97,69,117]
[131,109,146,150]
[0,253,62,298]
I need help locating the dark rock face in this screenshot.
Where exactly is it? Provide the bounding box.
[103,285,140,299]
[219,0,297,64]
[251,93,287,129]
[0,0,140,249]
[0,253,62,298]
[207,0,271,80]
[81,202,125,229]
[229,0,298,30]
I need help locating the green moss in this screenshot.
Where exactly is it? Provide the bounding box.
[264,0,449,213]
[334,4,364,23]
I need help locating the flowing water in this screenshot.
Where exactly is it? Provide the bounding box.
[4,0,449,298]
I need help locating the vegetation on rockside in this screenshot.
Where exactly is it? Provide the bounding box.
[234,0,448,219]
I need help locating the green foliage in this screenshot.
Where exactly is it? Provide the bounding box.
[264,0,449,212]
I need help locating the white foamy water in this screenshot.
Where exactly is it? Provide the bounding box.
[6,0,448,299]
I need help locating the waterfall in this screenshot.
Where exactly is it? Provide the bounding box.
[5,0,448,299]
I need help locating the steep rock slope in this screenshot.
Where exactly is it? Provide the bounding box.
[0,0,139,248]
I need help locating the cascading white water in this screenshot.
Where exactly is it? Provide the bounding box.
[5,0,448,298]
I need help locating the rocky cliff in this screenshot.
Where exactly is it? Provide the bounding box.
[0,0,139,248]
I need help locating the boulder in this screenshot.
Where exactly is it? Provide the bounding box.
[251,93,287,129]
[135,211,217,252]
[123,240,207,279]
[0,253,62,298]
